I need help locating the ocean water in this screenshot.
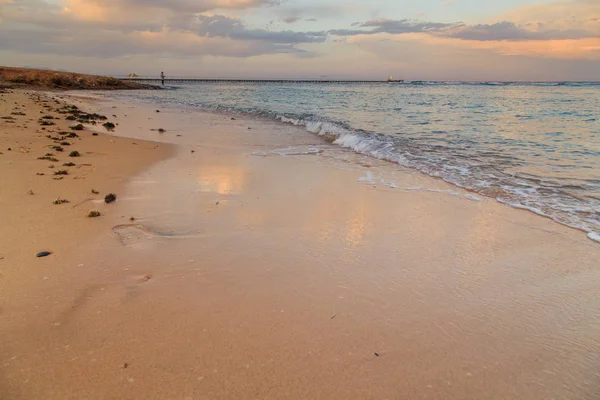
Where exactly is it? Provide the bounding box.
[105,82,600,239]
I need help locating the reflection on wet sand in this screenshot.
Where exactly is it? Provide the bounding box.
[196,164,248,195]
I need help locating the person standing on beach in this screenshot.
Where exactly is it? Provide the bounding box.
[161,71,165,86]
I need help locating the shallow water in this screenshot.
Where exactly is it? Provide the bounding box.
[104,82,600,237]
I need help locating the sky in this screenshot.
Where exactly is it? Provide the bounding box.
[0,0,599,80]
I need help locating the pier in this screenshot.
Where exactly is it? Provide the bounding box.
[118,77,385,84]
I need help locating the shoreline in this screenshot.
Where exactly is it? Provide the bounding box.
[76,89,600,244]
[2,89,600,399]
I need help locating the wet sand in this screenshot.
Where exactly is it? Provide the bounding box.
[1,90,600,399]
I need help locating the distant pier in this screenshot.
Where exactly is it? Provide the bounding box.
[119,77,386,84]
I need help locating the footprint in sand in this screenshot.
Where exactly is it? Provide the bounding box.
[112,224,204,248]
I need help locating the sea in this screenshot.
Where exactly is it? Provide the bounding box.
[103,81,600,241]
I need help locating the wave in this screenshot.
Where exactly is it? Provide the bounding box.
[254,110,599,240]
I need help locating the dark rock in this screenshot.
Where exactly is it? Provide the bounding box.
[69,151,81,157]
[36,251,52,258]
[88,210,101,218]
[104,193,116,203]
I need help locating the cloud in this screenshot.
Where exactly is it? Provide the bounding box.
[329,19,457,37]
[330,15,598,42]
[2,0,599,79]
[0,26,313,58]
[282,15,301,24]
[0,0,325,58]
[328,0,600,64]
[441,21,595,41]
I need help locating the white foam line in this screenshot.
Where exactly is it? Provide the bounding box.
[588,232,600,243]
[357,171,376,184]
[463,194,482,201]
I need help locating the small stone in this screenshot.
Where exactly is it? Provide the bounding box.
[129,217,135,221]
[88,210,101,218]
[104,193,116,204]
[374,352,380,357]
[36,251,52,258]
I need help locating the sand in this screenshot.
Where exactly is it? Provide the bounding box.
[1,89,599,399]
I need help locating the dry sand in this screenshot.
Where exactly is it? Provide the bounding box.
[1,90,599,399]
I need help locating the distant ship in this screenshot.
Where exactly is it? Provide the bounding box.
[387,75,404,83]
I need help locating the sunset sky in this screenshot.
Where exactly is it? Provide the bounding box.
[1,0,599,80]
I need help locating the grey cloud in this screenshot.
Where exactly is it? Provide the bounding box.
[0,1,324,59]
[329,19,457,36]
[283,15,301,24]
[330,18,598,41]
[444,21,596,41]
[0,26,308,58]
[177,14,326,44]
[305,18,318,22]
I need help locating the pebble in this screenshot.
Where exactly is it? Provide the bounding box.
[36,251,52,258]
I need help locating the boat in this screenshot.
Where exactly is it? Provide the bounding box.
[387,75,404,83]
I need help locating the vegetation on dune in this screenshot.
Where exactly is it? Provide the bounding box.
[0,67,156,90]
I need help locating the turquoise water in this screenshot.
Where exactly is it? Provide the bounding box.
[106,82,600,238]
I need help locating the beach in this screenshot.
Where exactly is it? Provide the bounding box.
[1,88,600,399]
